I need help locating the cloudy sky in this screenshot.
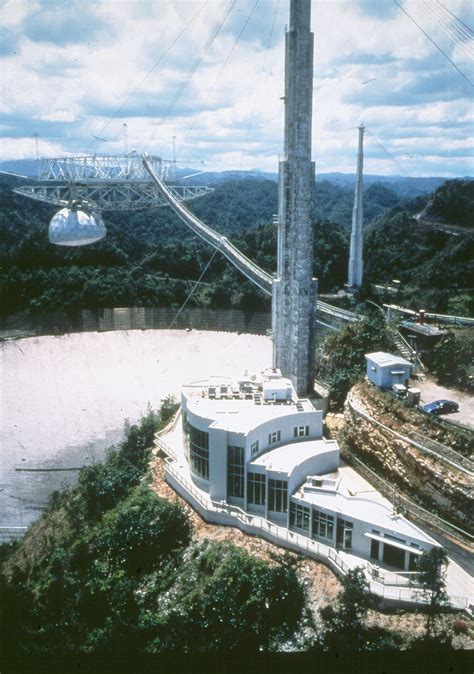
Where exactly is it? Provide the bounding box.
[1,0,472,176]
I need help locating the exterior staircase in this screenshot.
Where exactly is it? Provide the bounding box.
[390,327,426,376]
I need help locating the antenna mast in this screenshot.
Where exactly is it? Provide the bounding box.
[348,125,365,288]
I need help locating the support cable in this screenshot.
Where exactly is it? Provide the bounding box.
[87,1,209,151]
[365,127,411,178]
[415,0,473,60]
[147,0,237,156]
[176,0,260,162]
[418,0,473,47]
[220,0,279,236]
[168,246,220,329]
[437,0,474,39]
[394,0,474,87]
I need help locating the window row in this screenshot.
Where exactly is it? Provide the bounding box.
[227,445,244,498]
[289,502,310,530]
[268,430,281,445]
[247,474,288,512]
[312,509,334,540]
[188,423,209,480]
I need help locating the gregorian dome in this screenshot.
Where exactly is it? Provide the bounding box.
[49,206,106,246]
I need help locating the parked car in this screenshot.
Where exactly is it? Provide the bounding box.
[422,399,459,415]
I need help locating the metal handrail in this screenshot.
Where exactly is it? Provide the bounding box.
[158,443,468,608]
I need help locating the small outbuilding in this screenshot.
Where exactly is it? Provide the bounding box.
[365,351,413,389]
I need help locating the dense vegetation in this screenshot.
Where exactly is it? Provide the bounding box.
[316,312,396,408]
[1,404,462,660]
[1,174,472,320]
[424,179,474,228]
[0,403,309,657]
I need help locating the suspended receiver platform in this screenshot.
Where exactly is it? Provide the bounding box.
[13,154,213,212]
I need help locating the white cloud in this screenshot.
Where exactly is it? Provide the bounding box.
[0,0,472,176]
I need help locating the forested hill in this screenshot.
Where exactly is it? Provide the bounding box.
[422,179,474,228]
[0,173,472,316]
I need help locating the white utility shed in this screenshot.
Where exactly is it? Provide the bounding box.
[365,352,413,389]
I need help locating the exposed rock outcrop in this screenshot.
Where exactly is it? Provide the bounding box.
[343,382,472,532]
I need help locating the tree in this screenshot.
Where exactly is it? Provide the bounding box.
[316,313,395,409]
[424,332,473,391]
[320,567,382,652]
[150,543,308,653]
[413,547,450,641]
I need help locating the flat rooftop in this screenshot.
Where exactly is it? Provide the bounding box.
[298,487,437,545]
[250,438,338,473]
[183,371,318,433]
[365,351,413,368]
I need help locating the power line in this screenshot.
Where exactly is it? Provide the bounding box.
[87,1,209,151]
[394,0,474,87]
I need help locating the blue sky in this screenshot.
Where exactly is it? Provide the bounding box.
[1,0,472,176]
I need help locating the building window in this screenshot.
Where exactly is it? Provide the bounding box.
[268,430,281,445]
[247,472,266,505]
[188,423,209,480]
[227,446,244,498]
[268,479,288,513]
[336,517,353,549]
[251,440,259,455]
[294,425,309,438]
[290,502,310,531]
[312,509,334,540]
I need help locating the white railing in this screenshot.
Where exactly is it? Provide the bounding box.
[162,457,468,609]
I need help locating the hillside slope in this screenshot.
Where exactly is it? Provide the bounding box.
[343,382,473,533]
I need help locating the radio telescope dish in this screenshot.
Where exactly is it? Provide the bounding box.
[49,207,106,246]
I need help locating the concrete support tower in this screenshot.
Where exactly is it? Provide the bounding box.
[348,125,365,288]
[272,0,317,397]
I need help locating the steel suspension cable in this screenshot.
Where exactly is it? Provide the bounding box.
[415,0,473,60]
[168,245,221,329]
[146,0,237,156]
[87,1,209,152]
[394,0,474,86]
[176,0,260,162]
[437,0,474,40]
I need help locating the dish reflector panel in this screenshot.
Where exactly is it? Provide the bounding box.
[49,208,106,246]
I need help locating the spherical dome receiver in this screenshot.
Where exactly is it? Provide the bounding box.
[49,207,106,246]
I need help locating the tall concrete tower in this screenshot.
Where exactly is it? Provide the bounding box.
[348,125,365,288]
[272,0,317,397]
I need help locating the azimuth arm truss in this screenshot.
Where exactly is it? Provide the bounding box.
[143,154,274,295]
[143,154,359,324]
[13,182,213,211]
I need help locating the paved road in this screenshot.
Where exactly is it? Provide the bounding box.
[416,379,474,429]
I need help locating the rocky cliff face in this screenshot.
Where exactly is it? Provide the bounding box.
[342,382,472,532]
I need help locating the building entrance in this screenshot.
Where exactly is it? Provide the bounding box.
[382,543,405,570]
